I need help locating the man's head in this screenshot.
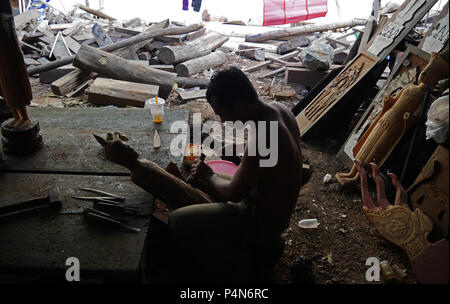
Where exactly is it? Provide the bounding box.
[206,67,260,122]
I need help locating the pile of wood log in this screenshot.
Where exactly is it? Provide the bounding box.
[14,4,230,107]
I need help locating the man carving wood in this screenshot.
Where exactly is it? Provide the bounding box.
[94,67,303,282]
[0,1,33,129]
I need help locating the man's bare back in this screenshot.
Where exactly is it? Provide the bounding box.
[240,102,303,234]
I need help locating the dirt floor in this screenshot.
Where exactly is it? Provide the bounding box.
[26,52,416,284]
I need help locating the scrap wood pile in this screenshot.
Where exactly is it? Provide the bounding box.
[16,3,229,107]
[15,3,379,108]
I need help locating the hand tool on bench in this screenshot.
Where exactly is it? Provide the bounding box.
[0,187,62,217]
[72,188,126,202]
[93,201,141,213]
[85,212,141,233]
[61,206,128,222]
[72,188,126,203]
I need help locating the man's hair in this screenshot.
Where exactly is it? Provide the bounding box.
[206,67,259,108]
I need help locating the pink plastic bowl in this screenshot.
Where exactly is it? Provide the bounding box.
[205,160,238,176]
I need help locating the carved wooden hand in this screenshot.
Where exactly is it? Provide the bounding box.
[354,160,433,261]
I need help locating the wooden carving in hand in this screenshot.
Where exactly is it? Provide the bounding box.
[93,132,214,209]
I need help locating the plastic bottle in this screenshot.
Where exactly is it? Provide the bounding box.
[298,218,320,228]
[153,129,161,149]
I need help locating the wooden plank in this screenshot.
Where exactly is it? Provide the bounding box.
[155,34,187,43]
[242,50,300,73]
[259,67,286,79]
[149,65,174,72]
[177,89,207,101]
[77,4,116,21]
[62,35,81,54]
[73,33,94,42]
[357,18,377,53]
[285,67,330,88]
[296,52,378,136]
[13,10,40,30]
[113,27,142,36]
[187,27,206,41]
[87,78,159,107]
[0,108,189,174]
[39,65,76,84]
[92,23,113,47]
[20,41,42,53]
[62,21,83,37]
[0,173,152,281]
[51,69,92,96]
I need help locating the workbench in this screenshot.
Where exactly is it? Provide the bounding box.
[0,107,189,282]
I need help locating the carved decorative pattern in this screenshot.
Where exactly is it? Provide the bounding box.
[304,62,364,120]
[365,206,433,260]
[296,52,377,135]
[422,10,449,54]
[368,0,427,56]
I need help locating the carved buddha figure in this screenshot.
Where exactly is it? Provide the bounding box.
[336,48,449,186]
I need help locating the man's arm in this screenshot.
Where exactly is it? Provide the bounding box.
[192,146,262,202]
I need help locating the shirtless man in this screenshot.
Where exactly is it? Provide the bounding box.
[169,67,303,282]
[95,67,303,282]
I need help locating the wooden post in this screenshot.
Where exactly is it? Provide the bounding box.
[245,19,366,43]
[77,4,116,21]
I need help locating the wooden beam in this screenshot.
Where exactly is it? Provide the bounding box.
[51,69,93,96]
[177,89,207,101]
[242,50,300,73]
[87,78,159,107]
[285,67,330,88]
[77,4,116,21]
[246,19,367,42]
[259,67,286,79]
[187,28,206,41]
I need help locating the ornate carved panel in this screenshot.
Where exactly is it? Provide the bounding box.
[419,2,449,54]
[365,0,437,59]
[296,52,378,136]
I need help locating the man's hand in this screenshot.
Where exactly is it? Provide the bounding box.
[191,159,214,182]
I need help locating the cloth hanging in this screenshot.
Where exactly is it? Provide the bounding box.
[183,0,189,11]
[192,0,202,12]
[263,0,328,26]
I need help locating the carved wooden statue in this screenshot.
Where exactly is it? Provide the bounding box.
[0,1,33,129]
[336,48,449,186]
[355,160,448,284]
[93,132,214,210]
